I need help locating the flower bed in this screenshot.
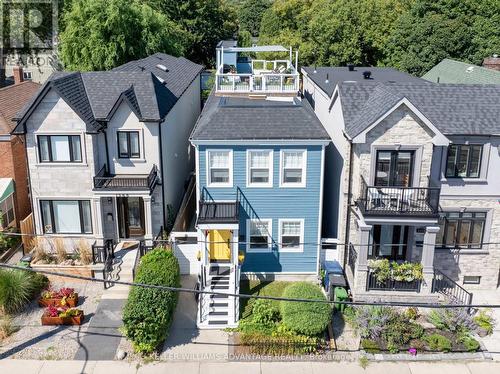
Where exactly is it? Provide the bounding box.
[368,259,423,283]
[343,306,492,355]
[41,306,84,326]
[38,287,79,308]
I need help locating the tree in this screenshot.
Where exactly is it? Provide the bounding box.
[385,0,500,76]
[238,0,271,36]
[59,0,186,71]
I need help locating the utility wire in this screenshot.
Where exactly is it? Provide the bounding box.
[0,263,495,309]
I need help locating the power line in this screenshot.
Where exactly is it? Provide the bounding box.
[0,263,496,309]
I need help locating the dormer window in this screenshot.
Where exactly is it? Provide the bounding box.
[446,144,482,178]
[117,131,140,158]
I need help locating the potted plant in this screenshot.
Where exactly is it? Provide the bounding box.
[238,250,245,265]
[41,306,84,325]
[38,287,79,308]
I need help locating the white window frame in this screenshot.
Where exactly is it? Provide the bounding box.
[246,149,273,187]
[279,149,307,188]
[278,218,304,253]
[0,194,16,228]
[246,219,273,252]
[206,149,233,187]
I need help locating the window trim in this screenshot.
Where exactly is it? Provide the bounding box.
[279,149,307,188]
[117,130,141,159]
[278,218,304,253]
[37,134,83,163]
[39,200,93,235]
[0,194,16,228]
[445,144,483,179]
[374,149,415,187]
[437,211,486,249]
[463,276,481,285]
[246,219,273,252]
[206,149,233,187]
[246,149,273,187]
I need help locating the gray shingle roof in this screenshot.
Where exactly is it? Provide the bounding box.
[302,66,425,97]
[14,53,202,133]
[339,82,500,137]
[190,94,329,141]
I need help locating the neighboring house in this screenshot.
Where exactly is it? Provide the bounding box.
[2,52,61,86]
[186,43,329,328]
[303,66,500,303]
[0,67,40,228]
[422,58,500,84]
[13,53,203,248]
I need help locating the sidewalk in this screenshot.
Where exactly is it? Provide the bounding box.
[0,359,499,374]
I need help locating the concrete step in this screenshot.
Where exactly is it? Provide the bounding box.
[210,301,229,308]
[209,311,228,317]
[211,284,230,290]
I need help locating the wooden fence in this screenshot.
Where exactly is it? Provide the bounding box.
[20,213,35,252]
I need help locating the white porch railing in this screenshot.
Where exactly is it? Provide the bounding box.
[216,73,299,93]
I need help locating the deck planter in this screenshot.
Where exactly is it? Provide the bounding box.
[38,294,79,308]
[41,313,84,326]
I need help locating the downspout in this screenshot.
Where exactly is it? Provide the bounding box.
[158,119,166,231]
[342,139,354,269]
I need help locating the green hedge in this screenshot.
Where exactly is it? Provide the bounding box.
[122,248,180,354]
[280,282,332,336]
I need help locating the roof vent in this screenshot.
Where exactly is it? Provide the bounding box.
[138,65,145,71]
[363,71,372,79]
[156,64,168,72]
[325,73,329,84]
[313,65,317,73]
[347,63,354,71]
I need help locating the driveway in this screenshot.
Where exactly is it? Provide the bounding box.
[161,275,230,361]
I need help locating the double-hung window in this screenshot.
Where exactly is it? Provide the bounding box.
[279,219,304,252]
[280,150,306,187]
[207,150,232,186]
[40,200,92,234]
[446,144,482,178]
[247,219,272,252]
[247,150,272,187]
[436,211,486,249]
[117,131,140,158]
[38,135,82,163]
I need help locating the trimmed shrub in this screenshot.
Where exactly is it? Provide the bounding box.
[122,248,180,354]
[0,270,48,314]
[424,333,452,352]
[383,315,424,347]
[280,282,331,336]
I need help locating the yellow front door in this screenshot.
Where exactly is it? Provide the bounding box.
[209,230,232,261]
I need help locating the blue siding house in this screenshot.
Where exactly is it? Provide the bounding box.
[190,43,329,327]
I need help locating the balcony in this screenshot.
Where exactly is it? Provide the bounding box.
[93,164,158,192]
[197,201,239,225]
[366,269,422,292]
[215,44,299,94]
[357,177,440,217]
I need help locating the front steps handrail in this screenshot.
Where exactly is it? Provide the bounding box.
[432,268,473,308]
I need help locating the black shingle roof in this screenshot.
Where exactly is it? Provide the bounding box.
[14,53,202,133]
[190,94,329,141]
[302,66,425,97]
[339,82,500,137]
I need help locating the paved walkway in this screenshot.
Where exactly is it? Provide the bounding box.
[0,359,499,374]
[74,243,137,361]
[470,289,500,361]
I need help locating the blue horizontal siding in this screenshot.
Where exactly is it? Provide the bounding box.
[198,144,323,273]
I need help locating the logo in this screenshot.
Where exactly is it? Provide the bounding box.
[1,0,58,68]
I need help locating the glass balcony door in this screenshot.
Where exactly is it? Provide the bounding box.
[370,225,409,260]
[375,150,414,187]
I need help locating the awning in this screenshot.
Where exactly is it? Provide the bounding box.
[222,45,289,53]
[0,178,14,202]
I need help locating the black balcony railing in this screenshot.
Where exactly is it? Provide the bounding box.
[366,269,421,292]
[358,177,440,217]
[93,164,158,192]
[197,201,239,224]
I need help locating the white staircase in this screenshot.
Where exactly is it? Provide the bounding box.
[197,263,239,329]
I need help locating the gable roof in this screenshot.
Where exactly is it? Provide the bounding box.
[190,94,329,141]
[0,81,40,135]
[422,59,500,84]
[302,66,425,97]
[13,53,203,134]
[338,82,500,137]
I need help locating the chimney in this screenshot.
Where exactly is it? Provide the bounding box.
[482,54,500,71]
[13,65,24,84]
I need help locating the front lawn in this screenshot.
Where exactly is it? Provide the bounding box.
[235,280,331,355]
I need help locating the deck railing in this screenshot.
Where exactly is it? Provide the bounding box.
[358,177,440,216]
[216,73,299,93]
[366,269,421,292]
[93,164,158,192]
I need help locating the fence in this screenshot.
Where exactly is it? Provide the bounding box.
[20,213,35,251]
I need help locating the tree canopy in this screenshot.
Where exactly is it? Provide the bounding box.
[238,0,271,36]
[59,0,186,71]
